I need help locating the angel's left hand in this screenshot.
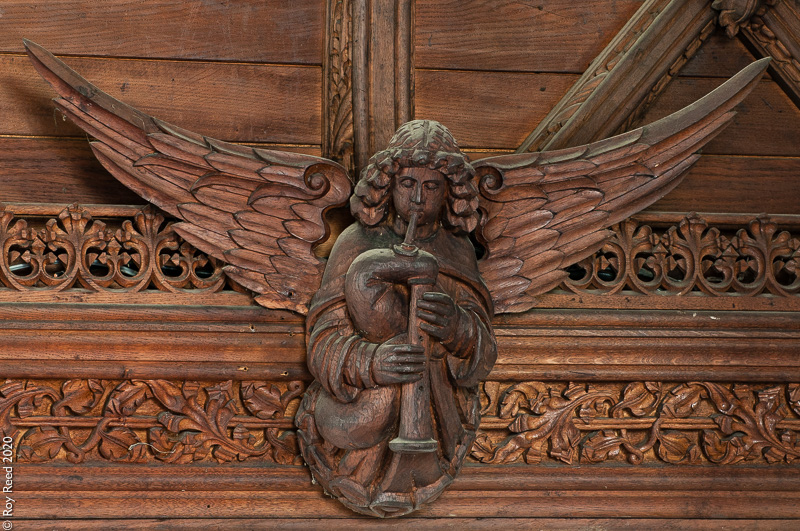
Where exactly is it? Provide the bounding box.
[416,291,464,345]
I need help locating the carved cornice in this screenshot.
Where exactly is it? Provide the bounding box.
[518,0,720,152]
[0,204,227,294]
[0,206,796,300]
[735,0,800,108]
[563,214,800,297]
[5,378,800,468]
[518,0,673,152]
[712,0,779,37]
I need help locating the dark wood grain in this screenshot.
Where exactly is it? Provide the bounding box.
[650,154,800,214]
[415,70,577,148]
[636,79,800,157]
[0,0,323,64]
[0,54,321,143]
[11,465,800,520]
[0,137,141,204]
[681,32,767,78]
[0,137,322,204]
[415,0,643,73]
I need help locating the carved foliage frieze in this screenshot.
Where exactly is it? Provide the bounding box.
[5,378,800,468]
[562,214,800,297]
[474,381,800,466]
[0,205,226,293]
[0,379,304,465]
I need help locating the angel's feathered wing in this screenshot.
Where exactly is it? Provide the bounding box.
[475,58,770,314]
[25,40,352,314]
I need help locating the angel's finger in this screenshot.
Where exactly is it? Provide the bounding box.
[389,344,425,354]
[417,309,447,326]
[417,299,451,315]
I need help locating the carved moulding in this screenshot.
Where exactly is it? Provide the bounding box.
[0,206,794,300]
[0,379,303,465]
[0,204,226,293]
[562,214,800,297]
[475,380,800,466]
[4,378,800,469]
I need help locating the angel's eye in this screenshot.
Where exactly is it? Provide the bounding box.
[399,178,415,189]
[424,182,440,191]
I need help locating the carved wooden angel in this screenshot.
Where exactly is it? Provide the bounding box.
[24,40,768,517]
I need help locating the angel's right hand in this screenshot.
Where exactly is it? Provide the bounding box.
[371,342,426,386]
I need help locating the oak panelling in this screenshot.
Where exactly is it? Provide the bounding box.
[637,79,800,157]
[0,0,323,65]
[13,465,800,520]
[681,32,762,78]
[15,519,800,530]
[0,54,321,144]
[0,137,322,204]
[649,155,800,214]
[415,70,577,149]
[1,303,797,382]
[415,0,644,73]
[0,137,140,204]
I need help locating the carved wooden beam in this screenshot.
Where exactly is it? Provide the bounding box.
[323,0,355,173]
[518,0,721,152]
[351,0,415,172]
[323,0,416,174]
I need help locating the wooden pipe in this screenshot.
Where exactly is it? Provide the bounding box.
[388,212,438,454]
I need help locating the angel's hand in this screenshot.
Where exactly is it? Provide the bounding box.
[417,292,467,348]
[371,343,426,386]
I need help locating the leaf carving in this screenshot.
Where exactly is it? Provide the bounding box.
[242,382,284,419]
[657,432,701,464]
[18,426,66,462]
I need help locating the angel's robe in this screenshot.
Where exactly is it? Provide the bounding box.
[302,220,497,461]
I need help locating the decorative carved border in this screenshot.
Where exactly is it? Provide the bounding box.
[0,379,303,465]
[562,214,800,297]
[475,380,800,466]
[0,206,796,299]
[323,0,355,173]
[4,378,800,468]
[0,204,227,294]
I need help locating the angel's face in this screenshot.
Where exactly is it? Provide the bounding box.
[392,166,447,227]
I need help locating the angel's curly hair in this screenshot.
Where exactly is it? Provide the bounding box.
[350,120,479,233]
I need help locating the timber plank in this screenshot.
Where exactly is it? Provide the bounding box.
[681,32,763,78]
[14,519,800,530]
[415,69,577,149]
[637,79,800,157]
[0,137,140,204]
[0,54,321,143]
[415,0,643,73]
[0,0,323,65]
[650,154,800,214]
[14,489,800,519]
[0,137,321,204]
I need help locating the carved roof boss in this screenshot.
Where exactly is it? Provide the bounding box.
[24,40,768,517]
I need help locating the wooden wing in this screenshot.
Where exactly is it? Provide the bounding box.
[475,58,770,314]
[25,40,352,314]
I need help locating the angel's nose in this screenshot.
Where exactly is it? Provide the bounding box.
[412,182,423,204]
